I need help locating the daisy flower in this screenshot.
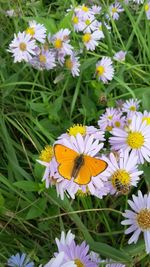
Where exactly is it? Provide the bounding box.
[121,191,150,254]
[8,32,36,63]
[94,22,105,39]
[83,16,98,33]
[37,145,70,199]
[65,54,80,77]
[90,5,101,15]
[112,114,126,129]
[96,57,114,83]
[96,256,125,267]
[54,133,108,199]
[55,231,98,267]
[101,150,143,195]
[98,107,120,131]
[58,124,105,141]
[132,0,144,4]
[5,9,16,17]
[113,51,126,62]
[115,99,125,110]
[89,251,101,264]
[145,2,150,20]
[26,20,46,43]
[139,110,150,126]
[52,28,73,53]
[44,252,76,267]
[106,263,126,267]
[55,230,75,250]
[124,0,129,4]
[109,2,124,20]
[75,4,93,20]
[37,145,57,188]
[30,48,56,70]
[7,253,34,267]
[122,98,140,114]
[109,114,150,164]
[82,31,101,51]
[72,15,85,32]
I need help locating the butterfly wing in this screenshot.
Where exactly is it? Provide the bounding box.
[74,155,108,185]
[54,144,79,163]
[74,164,91,185]
[84,155,108,177]
[58,161,74,180]
[54,144,79,180]
[54,144,108,185]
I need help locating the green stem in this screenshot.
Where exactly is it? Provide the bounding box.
[45,189,94,243]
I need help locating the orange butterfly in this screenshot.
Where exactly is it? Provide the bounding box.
[54,144,108,185]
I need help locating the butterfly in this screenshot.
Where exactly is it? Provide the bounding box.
[54,144,108,185]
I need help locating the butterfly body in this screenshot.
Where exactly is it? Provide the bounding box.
[54,144,108,185]
[71,154,85,179]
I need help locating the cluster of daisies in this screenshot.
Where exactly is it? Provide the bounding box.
[38,98,149,199]
[8,1,148,81]
[38,98,150,255]
[7,230,127,266]
[7,4,115,80]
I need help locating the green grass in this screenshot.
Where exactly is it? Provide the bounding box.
[0,0,150,266]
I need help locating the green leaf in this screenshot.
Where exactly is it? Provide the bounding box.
[123,239,145,256]
[142,91,150,111]
[80,94,97,122]
[48,95,63,121]
[26,198,47,220]
[81,57,97,71]
[70,74,82,116]
[58,12,73,30]
[90,241,132,263]
[0,194,4,207]
[35,17,57,34]
[13,181,39,192]
[29,103,48,113]
[23,16,57,34]
[142,166,150,187]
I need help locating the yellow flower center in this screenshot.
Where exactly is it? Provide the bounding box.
[142,117,150,125]
[127,119,132,125]
[67,124,86,137]
[129,106,136,111]
[26,27,35,36]
[74,259,85,267]
[72,16,79,24]
[96,66,105,76]
[76,187,90,197]
[107,115,113,120]
[39,54,46,63]
[112,7,117,13]
[82,33,91,43]
[65,58,73,70]
[99,25,102,31]
[106,126,113,131]
[115,121,121,127]
[137,209,150,230]
[82,6,89,12]
[85,19,91,25]
[19,42,27,51]
[112,169,130,187]
[43,43,49,51]
[127,131,144,149]
[145,4,149,11]
[39,145,53,162]
[54,39,63,49]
